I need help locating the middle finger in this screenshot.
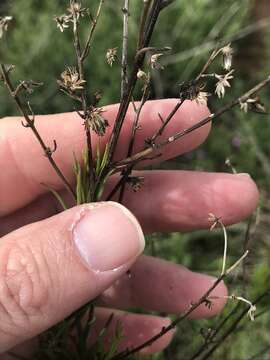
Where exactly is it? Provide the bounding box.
[0,171,258,236]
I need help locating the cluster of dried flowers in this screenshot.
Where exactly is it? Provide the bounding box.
[54,2,89,32]
[1,0,270,358]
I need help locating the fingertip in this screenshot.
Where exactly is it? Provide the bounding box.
[216,173,259,226]
[234,173,259,213]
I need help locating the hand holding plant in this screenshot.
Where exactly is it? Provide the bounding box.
[1,0,269,358]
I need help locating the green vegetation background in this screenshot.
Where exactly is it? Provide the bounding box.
[1,0,270,359]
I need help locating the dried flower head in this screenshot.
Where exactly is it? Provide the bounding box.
[83,107,109,136]
[67,1,89,20]
[11,80,44,97]
[196,91,209,106]
[228,295,256,321]
[240,96,266,113]
[127,176,144,192]
[215,70,234,98]
[106,48,118,66]
[0,16,13,39]
[58,67,86,92]
[54,14,72,32]
[179,80,206,103]
[221,43,233,71]
[150,53,164,70]
[137,69,148,80]
[208,213,222,231]
[248,304,257,321]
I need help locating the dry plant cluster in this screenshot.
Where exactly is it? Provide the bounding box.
[1,1,270,359]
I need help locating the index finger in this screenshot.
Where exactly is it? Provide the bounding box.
[0,99,210,215]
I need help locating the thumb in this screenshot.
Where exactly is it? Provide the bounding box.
[0,201,144,353]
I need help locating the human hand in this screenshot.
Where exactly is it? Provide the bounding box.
[0,99,258,357]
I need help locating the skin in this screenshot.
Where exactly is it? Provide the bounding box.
[0,99,259,357]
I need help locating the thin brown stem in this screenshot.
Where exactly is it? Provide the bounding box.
[111,276,225,360]
[121,0,130,101]
[71,4,95,201]
[137,0,152,50]
[72,7,83,77]
[0,64,76,200]
[188,303,241,360]
[196,47,222,81]
[81,0,105,62]
[105,0,163,167]
[200,288,270,360]
[118,87,150,203]
[150,98,184,142]
[113,75,270,171]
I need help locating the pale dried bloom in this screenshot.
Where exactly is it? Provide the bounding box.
[240,96,265,113]
[0,16,12,39]
[150,53,164,70]
[58,67,86,92]
[196,91,209,106]
[67,2,89,20]
[248,304,257,322]
[221,43,233,71]
[228,295,256,322]
[84,107,109,136]
[137,69,147,80]
[240,101,249,113]
[127,176,144,192]
[225,158,237,174]
[208,213,220,231]
[106,48,118,66]
[54,14,72,32]
[215,70,234,98]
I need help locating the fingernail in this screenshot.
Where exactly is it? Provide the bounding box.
[73,202,145,272]
[236,173,251,178]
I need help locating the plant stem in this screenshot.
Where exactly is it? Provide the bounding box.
[117,86,150,203]
[188,303,241,360]
[71,4,95,201]
[137,0,152,49]
[150,98,184,143]
[121,0,129,101]
[112,75,270,171]
[105,0,163,167]
[81,0,105,62]
[200,288,270,360]
[111,276,226,360]
[0,64,76,200]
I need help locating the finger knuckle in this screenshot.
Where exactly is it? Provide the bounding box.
[0,241,50,332]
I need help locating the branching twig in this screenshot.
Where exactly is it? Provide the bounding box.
[0,64,76,200]
[188,303,242,360]
[112,75,270,171]
[117,83,150,203]
[111,276,226,360]
[105,0,163,167]
[70,1,95,201]
[111,251,250,359]
[81,0,105,62]
[199,288,270,360]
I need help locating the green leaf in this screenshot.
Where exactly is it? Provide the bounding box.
[41,183,68,210]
